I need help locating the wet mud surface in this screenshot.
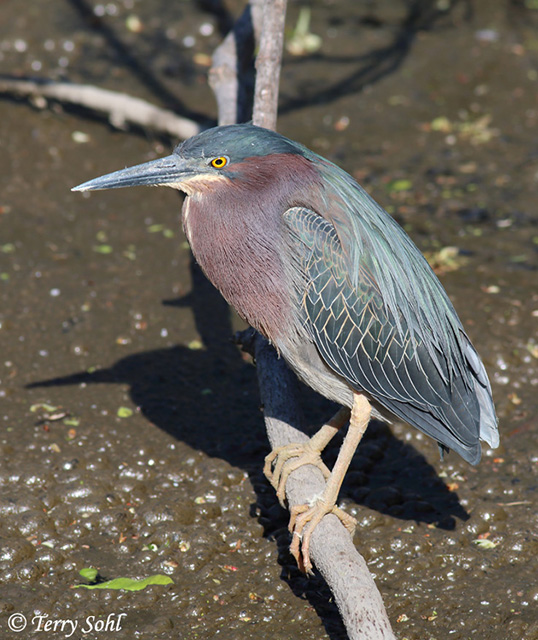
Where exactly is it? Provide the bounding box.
[0,1,537,638]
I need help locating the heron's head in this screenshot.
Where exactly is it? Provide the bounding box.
[72,124,307,196]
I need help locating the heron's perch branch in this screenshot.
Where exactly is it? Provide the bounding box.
[0,76,201,140]
[237,330,395,640]
[219,1,396,637]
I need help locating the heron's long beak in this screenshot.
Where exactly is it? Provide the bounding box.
[72,154,196,192]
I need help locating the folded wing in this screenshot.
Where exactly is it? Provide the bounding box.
[283,206,497,464]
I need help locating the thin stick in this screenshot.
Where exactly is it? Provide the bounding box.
[0,76,201,140]
[252,0,287,130]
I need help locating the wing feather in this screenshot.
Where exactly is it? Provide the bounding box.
[283,206,491,464]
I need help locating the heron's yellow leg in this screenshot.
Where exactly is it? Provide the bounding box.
[263,407,350,506]
[289,393,371,574]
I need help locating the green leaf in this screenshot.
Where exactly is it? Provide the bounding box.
[473,538,498,549]
[286,8,322,56]
[387,179,413,192]
[117,407,133,418]
[74,574,174,591]
[30,403,59,413]
[431,116,452,132]
[93,244,113,254]
[79,567,99,582]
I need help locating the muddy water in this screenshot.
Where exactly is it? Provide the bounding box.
[0,1,537,639]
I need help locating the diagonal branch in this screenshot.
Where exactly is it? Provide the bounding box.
[0,76,202,140]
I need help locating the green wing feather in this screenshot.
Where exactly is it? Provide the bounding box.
[283,205,492,464]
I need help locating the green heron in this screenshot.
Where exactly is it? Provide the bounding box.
[73,124,499,573]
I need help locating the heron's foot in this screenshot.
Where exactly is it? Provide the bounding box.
[289,499,357,574]
[264,442,331,507]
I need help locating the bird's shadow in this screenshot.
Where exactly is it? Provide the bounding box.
[29,257,469,640]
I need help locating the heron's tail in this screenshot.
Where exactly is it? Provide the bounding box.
[464,339,499,449]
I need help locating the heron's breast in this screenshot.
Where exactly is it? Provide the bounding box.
[181,196,295,342]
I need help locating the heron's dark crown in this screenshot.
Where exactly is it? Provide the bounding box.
[175,124,306,163]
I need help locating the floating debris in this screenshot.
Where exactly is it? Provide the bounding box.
[473,538,499,549]
[72,131,90,144]
[286,8,322,56]
[424,246,468,275]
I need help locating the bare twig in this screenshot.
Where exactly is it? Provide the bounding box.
[0,76,201,140]
[252,0,287,130]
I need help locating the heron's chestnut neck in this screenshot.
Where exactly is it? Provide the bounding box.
[181,153,322,339]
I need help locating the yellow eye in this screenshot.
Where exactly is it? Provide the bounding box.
[211,156,228,168]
